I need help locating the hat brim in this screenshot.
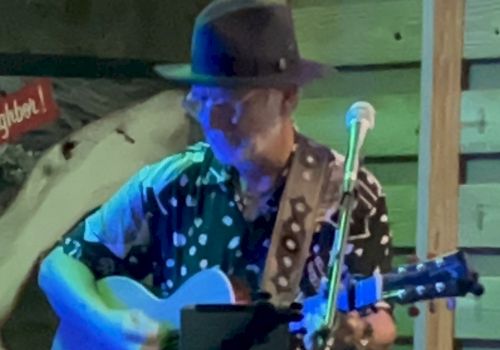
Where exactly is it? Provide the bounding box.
[154,59,334,88]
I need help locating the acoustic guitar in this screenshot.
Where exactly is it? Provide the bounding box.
[52,250,483,350]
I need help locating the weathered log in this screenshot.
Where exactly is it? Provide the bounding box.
[0,89,196,332]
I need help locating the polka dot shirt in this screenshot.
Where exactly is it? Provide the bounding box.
[61,140,393,301]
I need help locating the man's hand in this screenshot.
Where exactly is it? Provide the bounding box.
[98,309,173,350]
[292,291,396,350]
[337,308,396,350]
[361,308,397,349]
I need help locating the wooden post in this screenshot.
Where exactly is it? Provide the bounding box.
[415,0,465,349]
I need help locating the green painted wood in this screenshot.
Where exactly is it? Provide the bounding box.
[464,0,500,61]
[296,89,500,158]
[392,255,414,267]
[366,161,418,186]
[0,0,210,62]
[469,62,500,90]
[292,0,399,8]
[338,182,500,249]
[384,185,417,248]
[295,94,420,157]
[293,0,422,66]
[466,253,500,277]
[302,68,421,99]
[1,0,499,67]
[456,277,500,340]
[459,184,500,248]
[364,143,493,187]
[461,90,500,154]
[293,0,500,66]
[394,305,414,338]
[392,345,412,350]
[466,159,500,184]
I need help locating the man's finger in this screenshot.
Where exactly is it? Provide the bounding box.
[314,256,326,278]
[346,312,368,339]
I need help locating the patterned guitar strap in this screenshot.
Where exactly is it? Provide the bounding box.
[261,134,338,306]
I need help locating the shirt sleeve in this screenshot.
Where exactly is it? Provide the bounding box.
[345,169,393,277]
[344,170,393,311]
[60,165,156,280]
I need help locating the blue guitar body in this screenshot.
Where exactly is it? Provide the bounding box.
[52,268,235,350]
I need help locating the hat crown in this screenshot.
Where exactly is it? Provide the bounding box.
[191,0,300,79]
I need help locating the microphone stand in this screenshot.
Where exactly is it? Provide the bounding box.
[314,103,375,350]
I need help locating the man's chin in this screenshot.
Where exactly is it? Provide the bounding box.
[212,148,251,168]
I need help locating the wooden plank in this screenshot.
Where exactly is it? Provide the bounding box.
[386,255,416,338]
[461,90,500,154]
[292,0,399,8]
[456,277,500,340]
[295,94,420,157]
[302,67,421,99]
[466,159,500,184]
[297,89,500,157]
[465,253,500,277]
[367,161,418,185]
[293,0,500,66]
[392,346,412,350]
[394,305,414,338]
[3,0,500,67]
[459,184,500,248]
[0,1,209,62]
[337,183,500,249]
[469,62,500,91]
[293,0,422,66]
[385,185,417,248]
[460,346,500,350]
[464,0,500,60]
[414,1,464,349]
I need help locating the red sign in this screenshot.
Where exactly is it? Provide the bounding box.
[0,78,60,144]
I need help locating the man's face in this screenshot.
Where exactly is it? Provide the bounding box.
[183,85,286,168]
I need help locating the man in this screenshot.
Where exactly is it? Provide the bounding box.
[38,0,397,349]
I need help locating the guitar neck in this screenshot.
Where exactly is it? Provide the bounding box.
[337,250,482,312]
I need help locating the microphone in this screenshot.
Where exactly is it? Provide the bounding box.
[343,101,376,193]
[322,101,377,333]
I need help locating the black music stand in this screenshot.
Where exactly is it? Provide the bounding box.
[180,302,303,350]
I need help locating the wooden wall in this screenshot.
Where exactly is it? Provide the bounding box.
[291,0,500,348]
[0,0,211,63]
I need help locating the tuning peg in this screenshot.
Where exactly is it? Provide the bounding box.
[471,282,485,297]
[407,305,420,318]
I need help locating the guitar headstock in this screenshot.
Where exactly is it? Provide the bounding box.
[382,250,484,305]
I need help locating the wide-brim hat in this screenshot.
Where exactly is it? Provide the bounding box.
[154,0,333,88]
